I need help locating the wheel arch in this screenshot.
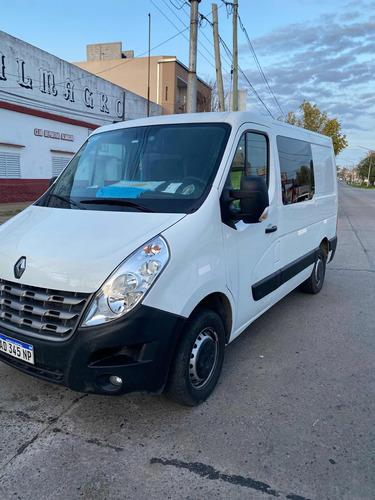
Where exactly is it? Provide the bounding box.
[191,292,233,344]
[319,237,329,259]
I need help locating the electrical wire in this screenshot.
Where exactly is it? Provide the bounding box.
[167,0,233,70]
[218,35,273,116]
[0,23,190,91]
[237,13,284,117]
[168,0,188,10]
[189,8,267,114]
[153,0,222,73]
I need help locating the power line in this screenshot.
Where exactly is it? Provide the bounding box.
[156,0,230,77]
[217,35,273,117]
[168,0,188,10]
[237,13,284,117]
[152,0,259,115]
[0,23,193,94]
[167,0,233,70]
[193,11,265,114]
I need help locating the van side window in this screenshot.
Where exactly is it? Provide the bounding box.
[276,136,315,205]
[230,132,268,190]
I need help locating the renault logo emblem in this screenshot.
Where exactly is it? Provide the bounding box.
[14,256,26,279]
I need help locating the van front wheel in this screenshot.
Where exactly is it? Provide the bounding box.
[300,247,326,294]
[164,308,225,406]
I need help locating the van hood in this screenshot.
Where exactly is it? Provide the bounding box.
[0,206,185,293]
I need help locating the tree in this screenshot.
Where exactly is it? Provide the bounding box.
[208,78,228,112]
[357,151,374,184]
[279,100,348,156]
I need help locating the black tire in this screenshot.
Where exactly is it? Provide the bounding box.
[164,308,225,406]
[300,247,326,294]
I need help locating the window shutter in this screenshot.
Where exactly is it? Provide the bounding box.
[0,153,5,177]
[0,153,21,178]
[52,156,72,177]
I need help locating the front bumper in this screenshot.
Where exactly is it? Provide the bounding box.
[0,305,186,395]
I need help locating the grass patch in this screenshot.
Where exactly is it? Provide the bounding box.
[348,183,375,189]
[1,210,22,217]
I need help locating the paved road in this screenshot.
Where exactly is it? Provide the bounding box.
[335,183,375,271]
[0,182,374,499]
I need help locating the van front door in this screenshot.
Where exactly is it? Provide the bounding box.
[221,126,280,340]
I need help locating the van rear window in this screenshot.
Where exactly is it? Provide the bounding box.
[277,136,315,205]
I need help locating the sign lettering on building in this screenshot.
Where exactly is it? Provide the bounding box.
[16,58,32,89]
[39,68,57,96]
[44,130,60,139]
[34,128,74,142]
[61,133,74,142]
[1,50,124,119]
[64,78,75,102]
[0,52,6,81]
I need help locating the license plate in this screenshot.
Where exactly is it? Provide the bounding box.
[0,333,34,365]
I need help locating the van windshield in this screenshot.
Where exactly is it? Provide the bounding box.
[39,123,231,213]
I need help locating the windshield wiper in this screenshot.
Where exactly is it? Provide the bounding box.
[48,194,86,210]
[80,198,155,213]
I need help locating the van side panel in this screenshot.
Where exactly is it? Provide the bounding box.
[312,143,338,225]
[270,125,337,304]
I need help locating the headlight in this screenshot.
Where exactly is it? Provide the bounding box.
[81,236,169,327]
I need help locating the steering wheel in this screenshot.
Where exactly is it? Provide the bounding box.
[152,177,206,196]
[177,177,206,195]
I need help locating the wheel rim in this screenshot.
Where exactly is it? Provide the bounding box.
[314,257,324,285]
[189,327,219,389]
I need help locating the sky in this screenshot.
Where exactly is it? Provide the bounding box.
[2,0,375,168]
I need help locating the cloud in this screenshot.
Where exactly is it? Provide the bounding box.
[235,0,375,160]
[340,123,367,131]
[249,21,375,56]
[339,11,361,22]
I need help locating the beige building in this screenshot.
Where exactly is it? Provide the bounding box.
[73,42,212,116]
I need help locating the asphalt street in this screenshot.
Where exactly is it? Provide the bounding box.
[0,181,374,499]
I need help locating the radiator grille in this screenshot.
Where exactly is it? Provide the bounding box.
[0,278,90,341]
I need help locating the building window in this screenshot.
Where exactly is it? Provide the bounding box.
[277,136,314,205]
[52,156,72,177]
[0,152,21,178]
[165,86,168,101]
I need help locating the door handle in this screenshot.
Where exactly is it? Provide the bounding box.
[265,225,277,234]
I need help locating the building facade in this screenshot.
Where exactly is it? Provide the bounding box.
[0,32,161,203]
[74,42,212,116]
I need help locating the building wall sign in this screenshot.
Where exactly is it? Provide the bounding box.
[34,128,74,142]
[6,56,122,117]
[0,30,161,203]
[0,32,131,125]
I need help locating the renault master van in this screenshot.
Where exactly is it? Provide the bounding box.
[0,112,338,406]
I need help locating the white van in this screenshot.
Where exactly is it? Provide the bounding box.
[0,112,337,406]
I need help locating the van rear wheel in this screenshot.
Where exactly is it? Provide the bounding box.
[164,308,225,406]
[300,247,326,294]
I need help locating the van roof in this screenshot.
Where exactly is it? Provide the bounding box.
[92,111,333,146]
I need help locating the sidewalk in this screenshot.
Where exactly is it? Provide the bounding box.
[0,202,31,225]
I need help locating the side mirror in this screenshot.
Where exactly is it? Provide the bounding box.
[49,176,57,187]
[231,175,269,224]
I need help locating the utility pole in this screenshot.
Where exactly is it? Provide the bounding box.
[187,0,200,113]
[232,0,238,111]
[147,13,151,117]
[212,3,225,112]
[368,150,373,185]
